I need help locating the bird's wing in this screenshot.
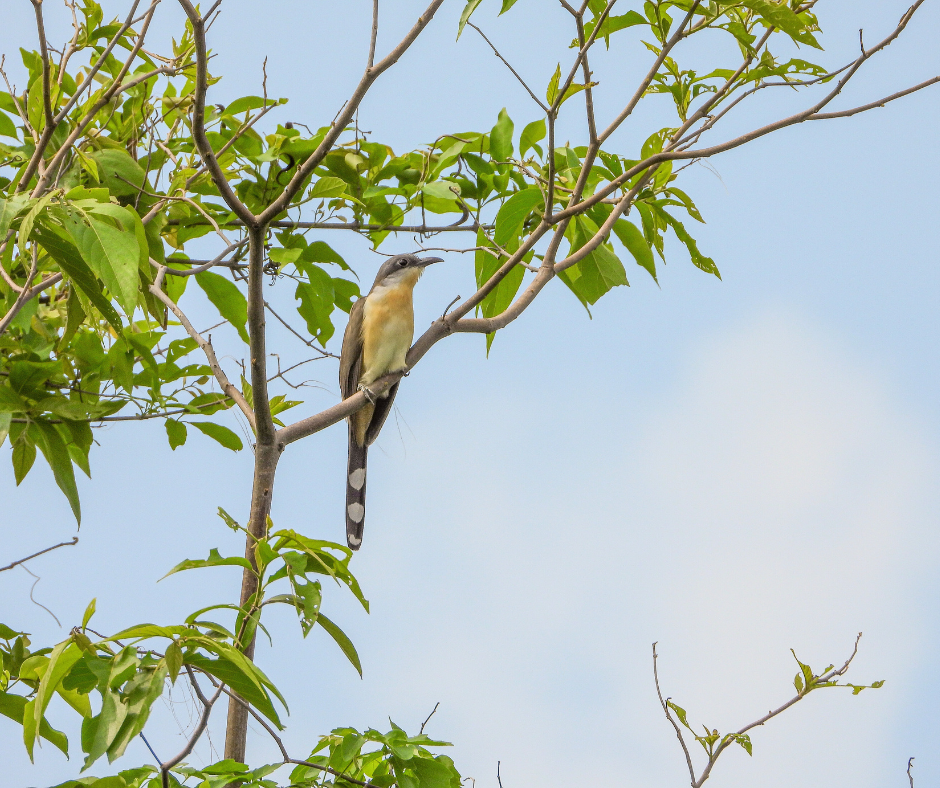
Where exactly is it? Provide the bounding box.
[364,381,399,446]
[339,296,365,400]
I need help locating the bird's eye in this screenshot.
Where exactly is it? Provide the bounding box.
[398,259,406,267]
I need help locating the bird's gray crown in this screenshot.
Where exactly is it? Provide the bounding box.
[372,253,443,288]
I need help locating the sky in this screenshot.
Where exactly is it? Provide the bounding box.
[2,1,939,787]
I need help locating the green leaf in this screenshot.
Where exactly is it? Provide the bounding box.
[612,218,656,282]
[457,0,486,39]
[0,412,11,448]
[84,687,127,769]
[0,109,17,139]
[499,0,520,13]
[546,64,562,105]
[195,271,249,344]
[27,640,83,759]
[661,211,720,279]
[165,419,187,450]
[519,119,546,158]
[223,95,285,117]
[310,176,348,199]
[0,692,69,757]
[742,0,821,48]
[88,149,148,198]
[316,612,362,677]
[573,11,646,48]
[494,188,543,246]
[165,641,183,684]
[33,226,124,330]
[666,699,691,729]
[474,229,525,353]
[162,548,253,578]
[81,598,97,629]
[732,732,753,756]
[12,437,36,484]
[185,651,283,728]
[63,209,141,316]
[558,216,628,309]
[30,422,81,524]
[489,108,514,162]
[0,193,33,238]
[105,664,168,761]
[294,263,337,345]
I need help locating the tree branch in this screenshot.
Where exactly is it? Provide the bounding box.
[652,643,696,785]
[215,682,392,788]
[468,22,548,112]
[160,670,224,787]
[256,0,446,224]
[148,269,256,430]
[0,537,78,574]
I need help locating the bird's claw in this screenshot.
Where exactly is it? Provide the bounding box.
[357,384,377,404]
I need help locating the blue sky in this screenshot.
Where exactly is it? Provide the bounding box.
[2,1,939,787]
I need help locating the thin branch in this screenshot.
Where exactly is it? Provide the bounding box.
[210,219,489,233]
[265,301,339,359]
[256,0,446,225]
[0,247,41,335]
[160,675,224,786]
[554,4,934,226]
[10,400,232,425]
[30,0,55,132]
[597,1,700,144]
[158,240,249,277]
[214,683,389,788]
[553,0,619,116]
[148,268,256,430]
[0,537,79,573]
[653,642,696,784]
[468,23,548,112]
[420,702,440,734]
[368,0,380,69]
[810,75,940,119]
[30,3,170,197]
[908,757,915,788]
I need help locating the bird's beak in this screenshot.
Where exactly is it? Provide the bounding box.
[416,256,444,267]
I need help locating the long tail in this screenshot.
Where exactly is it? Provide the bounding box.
[346,427,368,550]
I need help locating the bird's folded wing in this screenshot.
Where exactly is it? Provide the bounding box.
[339,297,365,400]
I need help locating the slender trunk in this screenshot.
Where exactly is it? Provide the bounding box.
[222,440,280,761]
[223,223,279,763]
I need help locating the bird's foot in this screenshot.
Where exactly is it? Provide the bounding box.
[357,384,377,404]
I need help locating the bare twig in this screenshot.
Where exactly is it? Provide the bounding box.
[468,23,548,112]
[368,0,380,70]
[653,643,696,784]
[148,269,256,430]
[212,683,389,788]
[908,757,915,788]
[655,635,870,788]
[0,537,79,573]
[160,669,225,788]
[420,702,440,734]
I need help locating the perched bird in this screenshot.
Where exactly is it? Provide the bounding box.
[339,253,443,550]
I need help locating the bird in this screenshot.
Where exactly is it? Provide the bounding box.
[339,252,443,550]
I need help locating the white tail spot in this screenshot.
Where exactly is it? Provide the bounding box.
[348,533,362,547]
[347,502,365,523]
[348,468,366,490]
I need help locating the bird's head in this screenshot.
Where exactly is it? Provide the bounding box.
[371,253,443,290]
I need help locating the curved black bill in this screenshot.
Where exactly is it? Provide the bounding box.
[416,256,444,267]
